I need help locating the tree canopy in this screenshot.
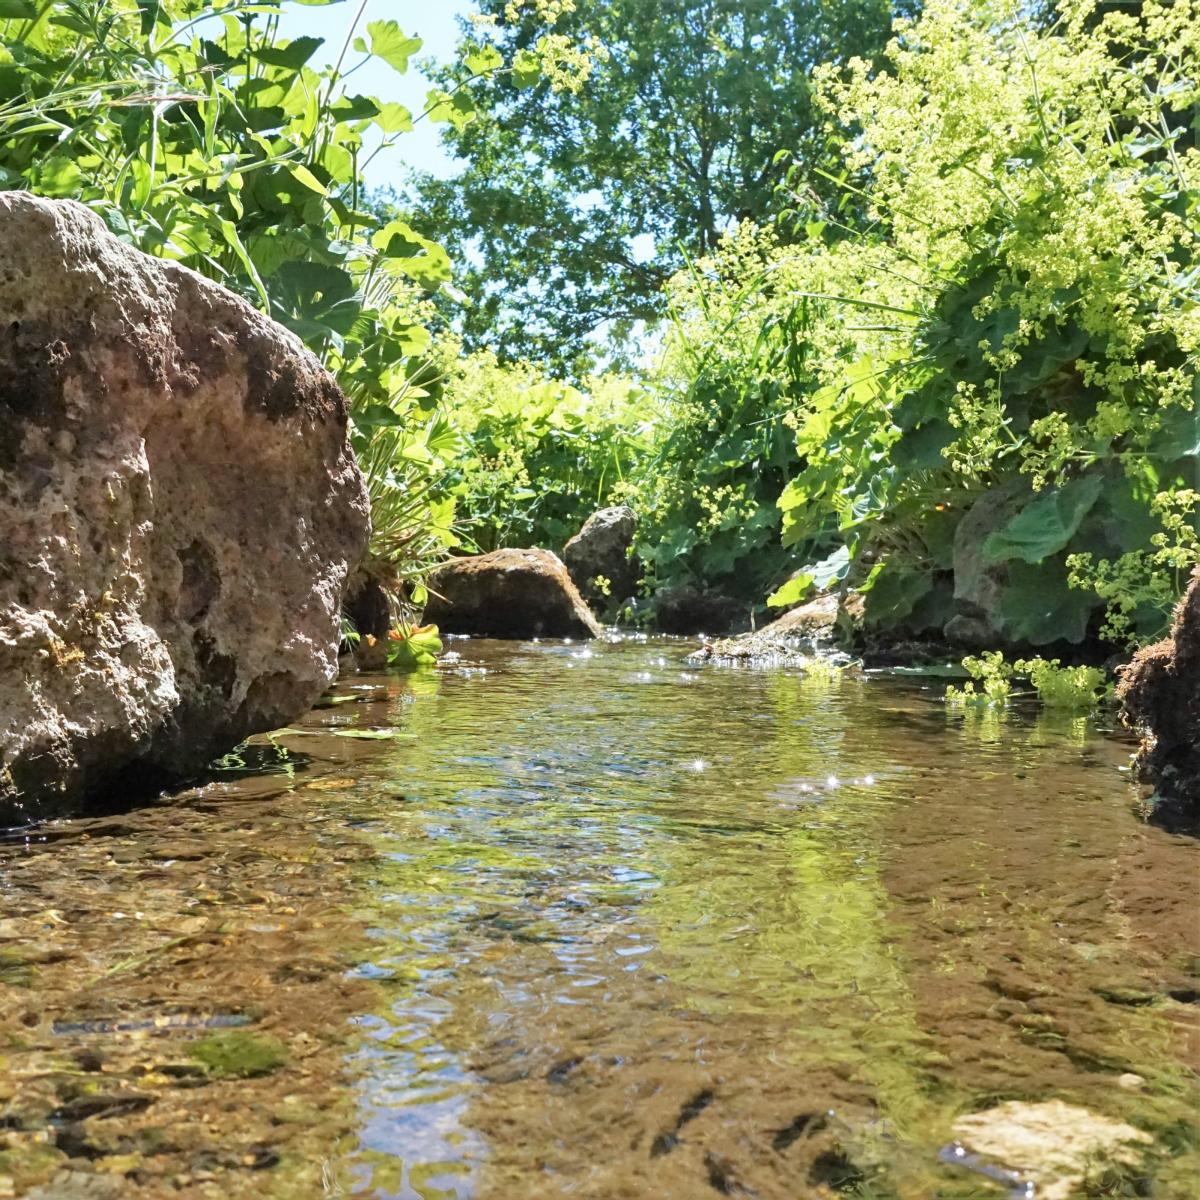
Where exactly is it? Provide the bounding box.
[412,0,906,370]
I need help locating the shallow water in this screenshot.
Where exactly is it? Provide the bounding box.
[1,638,1197,1199]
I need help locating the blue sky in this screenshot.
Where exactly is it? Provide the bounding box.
[276,0,473,189]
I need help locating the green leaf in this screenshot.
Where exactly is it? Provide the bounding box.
[998,560,1096,646]
[983,474,1104,565]
[465,44,503,75]
[286,162,326,196]
[863,567,934,628]
[360,21,422,75]
[31,155,83,197]
[373,219,428,259]
[255,36,323,70]
[767,545,850,608]
[512,47,541,88]
[0,1,38,17]
[372,102,413,134]
[329,94,380,123]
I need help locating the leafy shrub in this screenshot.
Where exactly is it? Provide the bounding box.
[440,351,652,552]
[1015,658,1109,710]
[622,229,813,607]
[946,653,1108,710]
[945,652,1014,708]
[665,0,1198,648]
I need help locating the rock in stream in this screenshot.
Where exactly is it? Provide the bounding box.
[0,194,369,823]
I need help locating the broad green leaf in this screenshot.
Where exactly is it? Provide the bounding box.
[983,474,1104,565]
[329,95,380,122]
[359,21,422,76]
[285,162,326,196]
[465,44,503,75]
[255,36,323,70]
[998,560,1096,646]
[767,545,850,608]
[863,567,934,628]
[373,102,413,134]
[512,47,541,88]
[32,155,83,196]
[0,1,39,17]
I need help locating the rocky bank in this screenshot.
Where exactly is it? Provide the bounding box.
[0,195,369,823]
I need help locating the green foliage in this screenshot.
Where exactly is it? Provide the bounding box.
[189,1030,288,1078]
[1016,658,1109,710]
[615,231,814,606]
[387,622,443,671]
[1068,489,1200,647]
[666,0,1198,648]
[945,652,1014,708]
[0,1,580,604]
[440,351,651,552]
[946,652,1109,710]
[410,0,901,369]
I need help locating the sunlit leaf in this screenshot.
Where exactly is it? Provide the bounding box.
[358,21,422,76]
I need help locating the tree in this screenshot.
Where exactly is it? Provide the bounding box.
[410,0,906,371]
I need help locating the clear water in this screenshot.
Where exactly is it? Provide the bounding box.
[1,638,1197,1198]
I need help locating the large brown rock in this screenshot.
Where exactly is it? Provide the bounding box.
[562,505,638,609]
[0,194,370,823]
[423,549,602,639]
[1118,567,1200,820]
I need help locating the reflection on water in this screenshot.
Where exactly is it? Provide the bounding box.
[1,639,1197,1198]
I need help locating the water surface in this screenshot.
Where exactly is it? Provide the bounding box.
[1,638,1197,1198]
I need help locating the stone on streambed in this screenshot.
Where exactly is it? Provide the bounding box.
[1118,565,1200,823]
[562,504,639,611]
[423,548,602,639]
[948,1099,1152,1200]
[691,591,863,665]
[0,194,369,824]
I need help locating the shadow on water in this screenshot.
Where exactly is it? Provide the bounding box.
[0,639,1197,1198]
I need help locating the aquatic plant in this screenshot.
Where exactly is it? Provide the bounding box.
[947,652,1110,711]
[945,652,1014,708]
[1014,658,1109,711]
[387,623,443,671]
[189,1030,289,1079]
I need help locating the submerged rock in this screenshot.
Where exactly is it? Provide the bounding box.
[562,505,639,610]
[1118,567,1200,821]
[949,1099,1152,1200]
[423,548,602,639]
[0,194,369,823]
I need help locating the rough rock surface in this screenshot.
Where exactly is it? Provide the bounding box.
[689,591,864,666]
[0,194,369,823]
[562,505,639,609]
[423,549,602,639]
[653,585,745,635]
[944,478,1029,648]
[1118,567,1200,819]
[951,1100,1152,1200]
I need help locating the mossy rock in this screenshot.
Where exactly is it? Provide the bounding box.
[188,1030,288,1078]
[0,1144,67,1190]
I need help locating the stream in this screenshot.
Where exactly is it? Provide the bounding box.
[1,637,1197,1198]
